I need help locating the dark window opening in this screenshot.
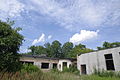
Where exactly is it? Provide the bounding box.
[41,63,49,69]
[105,54,113,59]
[104,54,115,70]
[53,63,57,69]
[81,65,87,74]
[63,62,67,67]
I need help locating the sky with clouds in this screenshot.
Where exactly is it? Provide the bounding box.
[0,0,120,53]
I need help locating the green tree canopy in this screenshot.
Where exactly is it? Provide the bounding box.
[67,44,93,58]
[51,40,62,58]
[62,42,73,58]
[97,41,120,50]
[27,41,93,58]
[0,20,24,72]
[29,46,47,55]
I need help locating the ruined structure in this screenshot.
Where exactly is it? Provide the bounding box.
[20,55,76,71]
[77,47,120,75]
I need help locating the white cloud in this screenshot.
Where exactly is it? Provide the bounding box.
[30,0,120,30]
[0,0,24,19]
[48,35,52,39]
[32,33,45,45]
[69,30,99,44]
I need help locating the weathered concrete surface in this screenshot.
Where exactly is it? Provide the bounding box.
[58,59,72,71]
[20,55,76,71]
[77,47,120,75]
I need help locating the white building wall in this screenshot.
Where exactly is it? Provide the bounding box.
[58,59,72,71]
[77,47,120,75]
[34,62,41,68]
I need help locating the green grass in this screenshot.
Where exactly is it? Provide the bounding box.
[0,71,120,80]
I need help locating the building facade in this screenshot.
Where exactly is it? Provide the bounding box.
[20,55,76,71]
[77,47,120,75]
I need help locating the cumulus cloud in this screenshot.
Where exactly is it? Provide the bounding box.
[0,0,24,19]
[30,0,120,30]
[48,35,52,39]
[32,33,45,45]
[69,30,99,44]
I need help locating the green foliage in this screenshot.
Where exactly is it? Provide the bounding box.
[0,71,120,80]
[62,42,73,58]
[97,41,120,50]
[0,20,23,72]
[50,40,62,58]
[93,69,120,78]
[68,44,93,58]
[27,41,93,58]
[29,45,47,55]
[21,64,40,73]
[62,66,80,75]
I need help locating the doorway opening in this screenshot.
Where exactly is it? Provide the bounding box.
[81,64,87,74]
[53,63,57,69]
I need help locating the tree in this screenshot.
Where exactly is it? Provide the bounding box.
[68,44,93,58]
[51,40,62,58]
[97,41,120,50]
[103,41,112,49]
[0,20,24,72]
[44,42,52,57]
[62,42,73,58]
[27,41,93,58]
[29,46,47,55]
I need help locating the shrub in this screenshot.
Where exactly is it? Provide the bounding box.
[63,66,80,75]
[20,64,40,73]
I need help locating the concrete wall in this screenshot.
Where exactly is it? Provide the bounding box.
[58,59,72,71]
[20,57,74,71]
[77,47,120,75]
[20,57,59,70]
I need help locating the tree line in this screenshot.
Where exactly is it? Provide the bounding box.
[27,41,120,58]
[27,41,93,58]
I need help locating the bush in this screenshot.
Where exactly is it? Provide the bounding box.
[63,66,80,75]
[20,64,40,73]
[93,69,120,78]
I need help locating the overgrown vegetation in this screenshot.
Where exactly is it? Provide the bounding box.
[93,69,120,78]
[0,70,120,80]
[20,64,40,73]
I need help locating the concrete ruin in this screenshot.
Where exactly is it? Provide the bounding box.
[20,55,76,71]
[77,47,120,75]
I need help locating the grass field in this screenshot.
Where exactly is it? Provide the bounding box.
[0,71,120,80]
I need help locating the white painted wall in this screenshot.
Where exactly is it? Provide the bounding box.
[58,59,72,71]
[77,47,120,75]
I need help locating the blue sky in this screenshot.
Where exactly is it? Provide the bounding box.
[0,0,120,53]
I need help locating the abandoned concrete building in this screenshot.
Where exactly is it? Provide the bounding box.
[77,47,120,75]
[20,55,77,71]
